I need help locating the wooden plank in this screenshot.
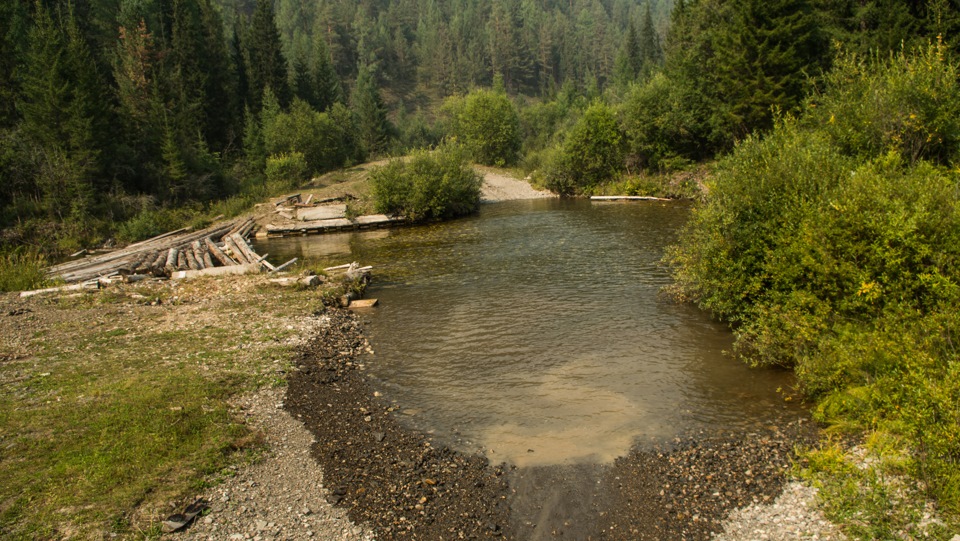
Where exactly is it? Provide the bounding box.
[298,204,347,221]
[347,298,379,309]
[589,196,670,201]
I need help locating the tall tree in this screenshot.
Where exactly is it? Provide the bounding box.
[613,19,642,86]
[713,0,826,137]
[19,3,112,217]
[246,0,291,111]
[351,62,392,156]
[638,3,663,76]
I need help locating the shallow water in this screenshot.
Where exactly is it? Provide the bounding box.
[256,199,801,467]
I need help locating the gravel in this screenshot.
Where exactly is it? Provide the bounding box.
[181,385,373,541]
[177,308,846,541]
[713,482,847,541]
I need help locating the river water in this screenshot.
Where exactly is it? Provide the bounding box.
[256,199,800,467]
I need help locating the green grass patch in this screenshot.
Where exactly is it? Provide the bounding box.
[0,251,50,292]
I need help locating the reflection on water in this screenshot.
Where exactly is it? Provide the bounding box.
[255,199,802,466]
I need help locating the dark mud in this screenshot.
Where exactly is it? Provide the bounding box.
[286,309,818,540]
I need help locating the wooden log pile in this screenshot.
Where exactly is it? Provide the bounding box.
[45,217,276,284]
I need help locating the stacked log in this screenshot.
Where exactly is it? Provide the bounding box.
[45,217,276,284]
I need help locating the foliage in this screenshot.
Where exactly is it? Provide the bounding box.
[0,250,49,292]
[454,88,522,166]
[544,101,624,195]
[264,99,360,175]
[265,152,310,190]
[371,142,482,222]
[669,43,960,531]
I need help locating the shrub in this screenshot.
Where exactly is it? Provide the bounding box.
[264,99,360,175]
[371,143,482,222]
[669,43,960,529]
[265,152,309,191]
[544,101,624,195]
[0,250,49,292]
[455,89,521,166]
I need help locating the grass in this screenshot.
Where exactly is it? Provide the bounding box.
[0,274,344,537]
[0,251,50,293]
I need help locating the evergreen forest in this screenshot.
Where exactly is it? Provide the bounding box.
[3,0,960,536]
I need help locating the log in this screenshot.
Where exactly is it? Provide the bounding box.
[222,235,250,264]
[190,241,207,270]
[20,281,99,298]
[229,234,263,266]
[201,249,214,269]
[204,237,236,266]
[171,263,261,280]
[165,248,179,272]
[348,299,379,309]
[303,194,313,205]
[184,248,200,271]
[177,250,187,270]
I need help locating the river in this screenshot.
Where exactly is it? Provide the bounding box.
[255,198,800,468]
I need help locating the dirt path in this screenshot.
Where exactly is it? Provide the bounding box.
[479,168,555,202]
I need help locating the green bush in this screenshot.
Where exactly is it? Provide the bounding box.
[454,88,521,166]
[371,143,482,222]
[544,100,624,195]
[265,152,310,191]
[669,43,960,530]
[264,99,360,175]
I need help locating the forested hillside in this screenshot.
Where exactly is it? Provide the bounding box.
[0,0,956,253]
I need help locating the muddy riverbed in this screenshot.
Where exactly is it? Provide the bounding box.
[284,310,819,540]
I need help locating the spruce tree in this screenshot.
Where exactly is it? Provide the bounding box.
[351,62,392,157]
[312,32,344,111]
[638,4,662,77]
[247,0,291,111]
[613,20,642,86]
[713,0,826,137]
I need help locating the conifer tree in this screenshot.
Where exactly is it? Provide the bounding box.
[613,20,642,86]
[351,62,392,157]
[313,32,344,111]
[247,0,291,111]
[638,4,662,77]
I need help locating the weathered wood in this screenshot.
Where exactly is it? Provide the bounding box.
[184,248,200,270]
[298,205,347,221]
[348,298,379,309]
[201,249,214,269]
[222,235,250,264]
[303,194,313,205]
[177,250,188,270]
[171,263,261,280]
[165,248,179,272]
[190,241,206,270]
[271,258,298,273]
[204,237,235,266]
[20,281,99,298]
[229,234,261,266]
[47,219,239,283]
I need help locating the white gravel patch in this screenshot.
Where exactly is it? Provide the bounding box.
[181,387,374,541]
[713,481,846,541]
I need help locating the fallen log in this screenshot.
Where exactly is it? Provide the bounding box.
[204,237,236,266]
[190,241,207,270]
[171,263,261,280]
[165,248,179,272]
[184,248,200,271]
[222,235,250,264]
[20,281,99,298]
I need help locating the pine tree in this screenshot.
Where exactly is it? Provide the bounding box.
[0,0,29,128]
[247,0,291,111]
[311,32,344,111]
[638,4,662,77]
[713,0,826,137]
[613,20,642,86]
[351,62,392,157]
[19,2,110,217]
